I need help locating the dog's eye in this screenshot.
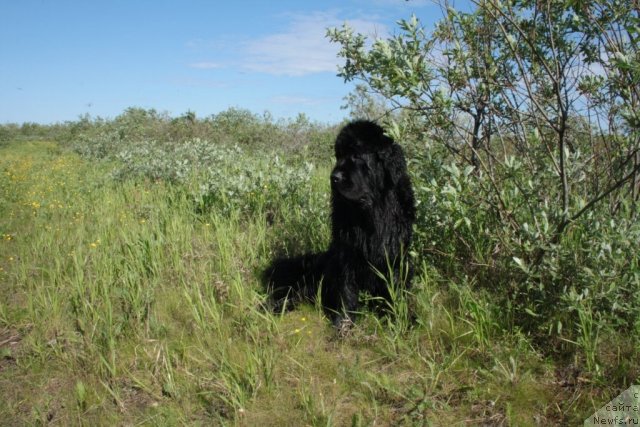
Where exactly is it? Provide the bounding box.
[351,156,368,170]
[355,155,375,171]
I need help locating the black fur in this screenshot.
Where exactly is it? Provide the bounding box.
[263,120,416,326]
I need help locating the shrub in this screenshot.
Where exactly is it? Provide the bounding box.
[329,0,640,357]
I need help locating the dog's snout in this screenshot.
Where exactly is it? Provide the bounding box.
[331,171,344,184]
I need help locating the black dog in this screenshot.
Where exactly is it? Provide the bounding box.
[264,120,416,326]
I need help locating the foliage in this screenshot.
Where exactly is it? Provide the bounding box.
[113,138,318,216]
[57,108,334,219]
[63,106,335,161]
[328,0,640,352]
[3,140,626,425]
[0,121,70,144]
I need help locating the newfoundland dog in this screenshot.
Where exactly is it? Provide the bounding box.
[264,120,416,327]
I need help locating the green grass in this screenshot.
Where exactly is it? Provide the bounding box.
[0,140,628,425]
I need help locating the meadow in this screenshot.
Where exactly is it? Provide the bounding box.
[0,111,637,425]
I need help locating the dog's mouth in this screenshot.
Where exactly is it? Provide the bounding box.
[332,184,371,207]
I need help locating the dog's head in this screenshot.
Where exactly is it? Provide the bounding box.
[330,120,406,206]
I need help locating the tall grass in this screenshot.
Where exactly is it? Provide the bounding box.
[0,139,635,425]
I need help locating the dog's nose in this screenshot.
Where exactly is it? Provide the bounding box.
[331,171,344,184]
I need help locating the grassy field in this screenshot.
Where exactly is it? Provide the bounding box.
[0,140,628,425]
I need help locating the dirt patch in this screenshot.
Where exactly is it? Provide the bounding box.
[0,327,21,372]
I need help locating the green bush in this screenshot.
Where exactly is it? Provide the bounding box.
[329,0,640,362]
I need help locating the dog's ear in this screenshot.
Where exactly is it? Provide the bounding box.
[379,144,407,187]
[378,144,415,217]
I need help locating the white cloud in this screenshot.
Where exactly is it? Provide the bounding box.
[243,12,388,77]
[184,12,387,77]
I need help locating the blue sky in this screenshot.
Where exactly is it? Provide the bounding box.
[1,0,452,124]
